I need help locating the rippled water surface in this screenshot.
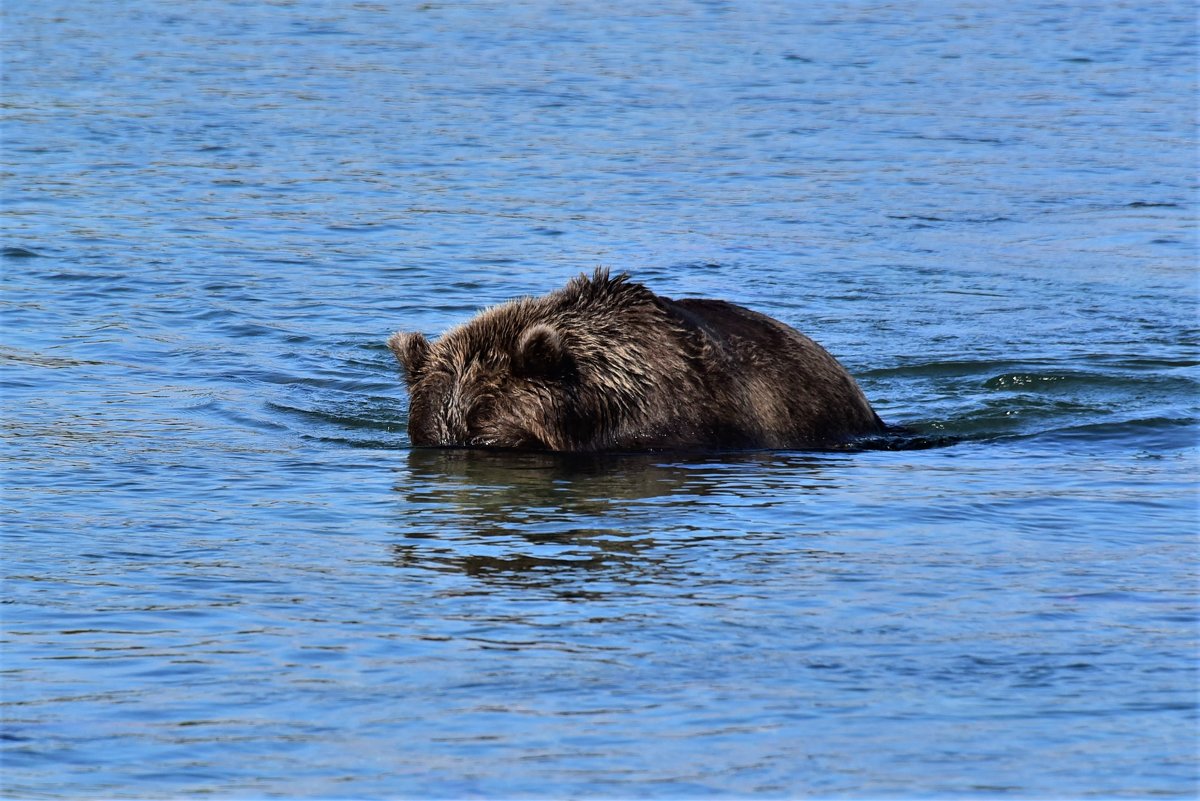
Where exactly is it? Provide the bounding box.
[3,1,1197,797]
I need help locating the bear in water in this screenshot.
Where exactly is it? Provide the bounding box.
[387,269,885,452]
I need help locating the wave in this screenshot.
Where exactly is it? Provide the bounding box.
[864,357,1199,452]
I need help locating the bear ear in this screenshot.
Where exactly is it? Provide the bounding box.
[514,324,571,379]
[387,331,431,384]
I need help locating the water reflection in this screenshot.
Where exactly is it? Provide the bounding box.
[389,447,845,589]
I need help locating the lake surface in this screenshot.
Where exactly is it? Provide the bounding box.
[2,0,1197,797]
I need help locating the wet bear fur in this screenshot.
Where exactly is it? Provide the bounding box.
[388,269,884,452]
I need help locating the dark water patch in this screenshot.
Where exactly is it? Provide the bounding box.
[1024,416,1198,450]
[326,223,405,234]
[887,214,1015,227]
[2,246,44,258]
[863,359,1036,379]
[247,256,317,266]
[903,134,1010,146]
[846,429,962,452]
[887,214,952,223]
[908,406,1196,451]
[863,354,1198,448]
[0,347,114,370]
[197,398,294,436]
[265,400,404,433]
[982,368,1195,393]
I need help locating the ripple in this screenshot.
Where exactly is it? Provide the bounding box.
[2,246,44,258]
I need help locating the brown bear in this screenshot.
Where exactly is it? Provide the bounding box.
[387,269,885,451]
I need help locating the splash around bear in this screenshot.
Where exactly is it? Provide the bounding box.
[388,269,885,452]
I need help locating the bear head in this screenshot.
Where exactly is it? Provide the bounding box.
[388,270,686,451]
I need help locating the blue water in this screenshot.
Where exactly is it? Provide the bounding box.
[3,1,1197,797]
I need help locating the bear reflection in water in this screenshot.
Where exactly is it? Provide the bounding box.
[388,269,885,452]
[389,447,843,588]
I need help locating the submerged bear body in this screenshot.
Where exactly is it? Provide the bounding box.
[388,270,884,452]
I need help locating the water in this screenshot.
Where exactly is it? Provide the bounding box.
[2,0,1197,797]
